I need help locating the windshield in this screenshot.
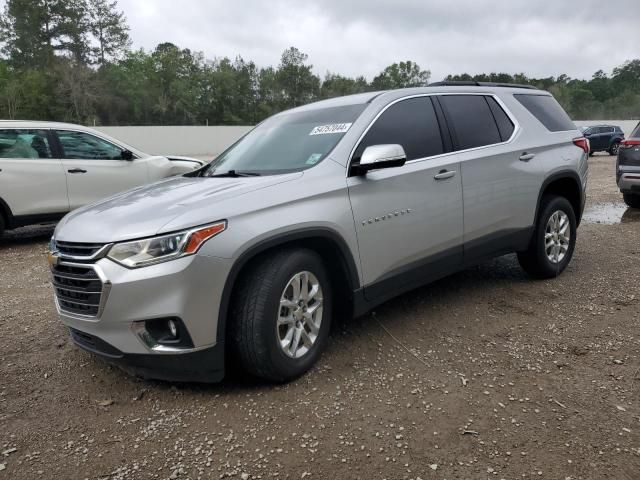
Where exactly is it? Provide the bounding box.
[202,104,367,176]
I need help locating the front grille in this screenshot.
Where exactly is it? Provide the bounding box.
[52,264,103,316]
[55,241,105,258]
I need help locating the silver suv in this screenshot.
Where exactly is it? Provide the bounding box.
[49,83,588,383]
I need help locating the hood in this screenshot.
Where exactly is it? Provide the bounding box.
[55,173,301,243]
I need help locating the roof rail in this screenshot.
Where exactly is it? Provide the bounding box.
[428,81,538,90]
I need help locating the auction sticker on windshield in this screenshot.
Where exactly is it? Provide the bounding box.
[309,123,352,135]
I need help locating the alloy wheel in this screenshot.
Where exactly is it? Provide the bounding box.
[277,271,324,358]
[545,210,570,264]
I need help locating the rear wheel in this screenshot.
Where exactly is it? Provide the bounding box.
[623,193,640,209]
[609,142,620,156]
[518,195,577,279]
[229,248,332,382]
[0,215,4,237]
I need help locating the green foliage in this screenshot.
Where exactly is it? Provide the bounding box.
[88,0,131,65]
[0,0,637,124]
[371,61,430,90]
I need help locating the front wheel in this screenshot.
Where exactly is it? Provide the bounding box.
[229,248,332,382]
[623,193,640,209]
[518,195,577,279]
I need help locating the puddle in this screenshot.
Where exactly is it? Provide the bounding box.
[582,202,640,225]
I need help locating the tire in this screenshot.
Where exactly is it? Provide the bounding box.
[0,215,4,237]
[609,142,620,156]
[623,193,640,209]
[229,248,332,382]
[517,195,577,279]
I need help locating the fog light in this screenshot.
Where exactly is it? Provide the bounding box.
[168,319,178,339]
[132,317,194,351]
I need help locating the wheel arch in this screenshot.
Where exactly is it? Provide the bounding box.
[0,196,13,229]
[216,227,360,349]
[535,171,584,226]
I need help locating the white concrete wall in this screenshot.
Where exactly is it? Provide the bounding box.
[95,120,638,158]
[95,126,252,158]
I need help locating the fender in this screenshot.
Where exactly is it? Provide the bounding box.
[534,170,585,225]
[215,227,360,349]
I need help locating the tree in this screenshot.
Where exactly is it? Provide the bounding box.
[612,59,640,93]
[149,43,202,124]
[0,59,21,118]
[275,47,320,108]
[0,0,55,67]
[371,61,430,90]
[56,59,101,122]
[320,73,368,99]
[0,0,90,66]
[87,0,130,65]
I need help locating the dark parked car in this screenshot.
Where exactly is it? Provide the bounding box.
[616,122,640,208]
[581,124,625,156]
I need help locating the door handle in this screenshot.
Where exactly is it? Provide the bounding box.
[434,169,456,180]
[67,168,87,174]
[519,152,535,162]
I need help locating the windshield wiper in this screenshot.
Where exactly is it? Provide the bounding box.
[208,169,261,178]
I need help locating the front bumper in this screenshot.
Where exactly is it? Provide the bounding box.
[69,328,225,382]
[54,253,233,382]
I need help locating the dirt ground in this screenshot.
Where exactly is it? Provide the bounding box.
[1,154,639,480]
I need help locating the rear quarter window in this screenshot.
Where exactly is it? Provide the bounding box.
[514,94,576,132]
[486,97,515,141]
[439,95,502,150]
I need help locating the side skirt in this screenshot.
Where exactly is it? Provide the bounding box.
[9,212,67,229]
[353,227,533,317]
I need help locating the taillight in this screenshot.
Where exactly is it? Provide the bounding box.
[573,137,589,153]
[620,139,640,149]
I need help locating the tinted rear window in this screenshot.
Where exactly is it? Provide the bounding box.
[514,94,575,132]
[439,95,502,150]
[630,122,640,138]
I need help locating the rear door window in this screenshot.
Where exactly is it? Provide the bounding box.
[0,129,52,159]
[439,95,502,150]
[514,94,575,132]
[353,97,444,162]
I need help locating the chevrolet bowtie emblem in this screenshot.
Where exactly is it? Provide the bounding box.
[48,251,60,267]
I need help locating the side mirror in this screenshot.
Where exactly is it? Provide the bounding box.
[352,144,406,175]
[121,149,134,161]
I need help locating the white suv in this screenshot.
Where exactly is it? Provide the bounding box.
[0,121,204,235]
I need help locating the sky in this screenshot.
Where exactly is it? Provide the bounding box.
[10,0,640,81]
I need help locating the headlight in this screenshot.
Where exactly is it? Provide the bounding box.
[107,221,226,268]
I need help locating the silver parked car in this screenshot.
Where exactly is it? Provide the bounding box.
[49,83,588,383]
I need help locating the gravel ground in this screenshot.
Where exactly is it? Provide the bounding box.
[1,154,639,480]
